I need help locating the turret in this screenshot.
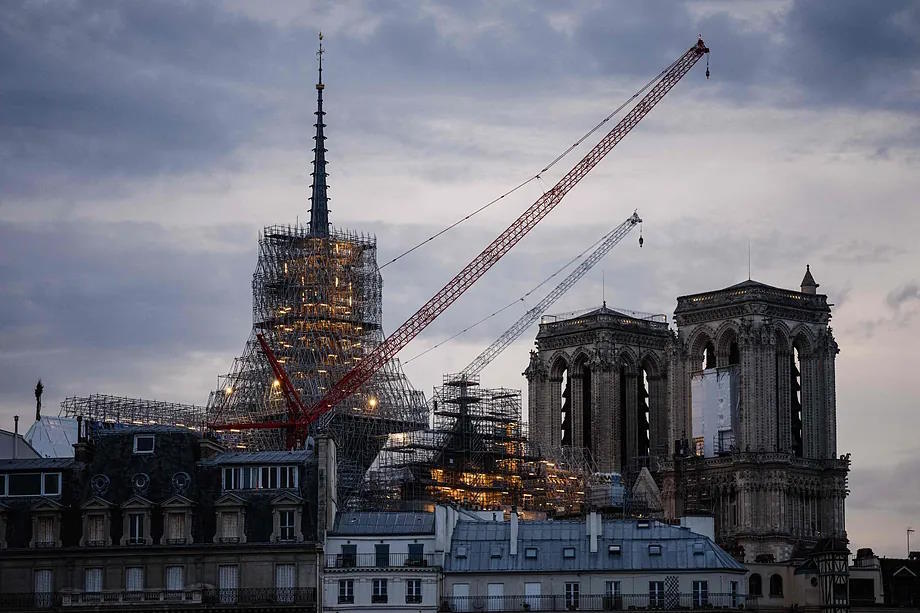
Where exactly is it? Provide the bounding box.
[800,265,819,294]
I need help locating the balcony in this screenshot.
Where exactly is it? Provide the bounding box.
[442,592,746,612]
[325,552,443,569]
[0,588,319,610]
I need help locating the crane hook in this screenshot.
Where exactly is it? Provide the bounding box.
[639,224,644,248]
[705,55,710,80]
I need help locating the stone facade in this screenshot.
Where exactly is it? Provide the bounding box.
[525,306,671,473]
[526,271,849,563]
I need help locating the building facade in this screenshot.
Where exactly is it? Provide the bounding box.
[527,271,849,562]
[0,425,336,612]
[443,513,747,612]
[322,507,458,613]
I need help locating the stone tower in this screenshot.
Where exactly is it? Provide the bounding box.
[525,305,671,473]
[659,270,849,562]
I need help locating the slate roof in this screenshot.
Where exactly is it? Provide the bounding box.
[25,416,78,458]
[0,457,75,471]
[331,511,435,536]
[199,449,314,466]
[446,518,745,573]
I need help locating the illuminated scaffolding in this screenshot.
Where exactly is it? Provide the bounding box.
[206,224,428,493]
[355,374,592,516]
[60,395,207,430]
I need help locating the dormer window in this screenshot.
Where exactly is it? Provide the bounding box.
[525,547,538,559]
[608,544,622,555]
[133,435,155,454]
[456,545,467,559]
[36,516,55,547]
[563,547,576,559]
[693,542,705,555]
[86,514,106,546]
[649,544,662,555]
[129,513,145,544]
[637,520,650,529]
[219,511,240,543]
[165,512,188,544]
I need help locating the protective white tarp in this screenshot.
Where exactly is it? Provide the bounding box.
[690,367,740,457]
[25,417,78,458]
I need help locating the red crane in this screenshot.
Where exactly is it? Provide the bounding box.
[213,38,710,447]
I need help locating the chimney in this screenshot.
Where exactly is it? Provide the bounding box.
[73,415,95,463]
[509,509,519,556]
[587,511,601,553]
[13,415,19,459]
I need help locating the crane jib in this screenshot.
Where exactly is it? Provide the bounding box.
[214,39,709,444]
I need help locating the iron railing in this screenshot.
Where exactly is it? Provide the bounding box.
[443,592,746,612]
[325,552,443,568]
[202,588,316,606]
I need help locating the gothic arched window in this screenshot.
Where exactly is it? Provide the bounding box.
[769,574,783,597]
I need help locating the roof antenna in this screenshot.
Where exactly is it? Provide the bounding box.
[602,271,606,308]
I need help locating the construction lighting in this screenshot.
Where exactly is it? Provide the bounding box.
[368,397,378,409]
[272,379,281,388]
[225,387,233,395]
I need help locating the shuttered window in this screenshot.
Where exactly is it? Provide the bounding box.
[166,566,184,591]
[84,568,103,593]
[275,564,295,603]
[34,569,53,608]
[218,565,239,604]
[125,567,144,592]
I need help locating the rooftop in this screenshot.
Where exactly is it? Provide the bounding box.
[0,457,75,471]
[330,511,436,536]
[446,518,745,573]
[200,449,315,466]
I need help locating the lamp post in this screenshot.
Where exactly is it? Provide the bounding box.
[813,537,850,613]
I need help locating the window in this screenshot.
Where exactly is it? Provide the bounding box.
[9,473,41,496]
[372,578,388,603]
[279,510,295,541]
[275,564,295,603]
[165,566,184,597]
[649,544,662,555]
[218,565,239,604]
[453,583,470,612]
[84,567,103,595]
[608,544,622,555]
[693,580,709,607]
[43,474,60,495]
[408,543,424,565]
[565,582,580,609]
[35,516,55,546]
[563,547,576,558]
[279,465,297,488]
[487,583,504,612]
[730,581,739,607]
[338,579,354,604]
[525,547,538,559]
[406,578,422,603]
[490,543,502,558]
[375,543,390,567]
[748,574,762,597]
[605,581,622,610]
[34,569,53,609]
[0,474,5,495]
[223,468,237,490]
[128,513,144,544]
[693,541,705,555]
[456,544,468,558]
[87,514,106,545]
[649,581,664,609]
[220,511,239,542]
[769,574,783,597]
[637,519,651,529]
[341,544,357,567]
[525,582,542,610]
[166,512,186,544]
[125,567,144,593]
[133,435,155,454]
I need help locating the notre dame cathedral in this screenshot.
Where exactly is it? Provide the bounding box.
[525,267,849,562]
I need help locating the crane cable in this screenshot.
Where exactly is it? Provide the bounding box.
[378,56,679,270]
[403,224,621,365]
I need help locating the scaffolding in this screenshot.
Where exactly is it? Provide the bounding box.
[60,395,207,430]
[206,224,428,495]
[355,374,592,516]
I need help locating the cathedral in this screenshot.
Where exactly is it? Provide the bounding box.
[525,269,849,562]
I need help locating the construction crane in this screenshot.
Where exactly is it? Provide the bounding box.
[459,211,641,378]
[212,38,710,446]
[254,333,308,449]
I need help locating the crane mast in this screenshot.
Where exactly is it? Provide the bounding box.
[460,212,641,377]
[212,38,709,445]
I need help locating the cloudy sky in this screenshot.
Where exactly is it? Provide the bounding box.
[2,1,918,556]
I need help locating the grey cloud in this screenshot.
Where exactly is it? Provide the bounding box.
[886,282,920,310]
[849,456,920,516]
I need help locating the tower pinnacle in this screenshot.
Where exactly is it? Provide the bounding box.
[309,32,330,237]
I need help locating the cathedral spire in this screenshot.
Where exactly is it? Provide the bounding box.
[309,32,330,237]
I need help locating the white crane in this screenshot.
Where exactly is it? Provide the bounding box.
[460,211,641,377]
